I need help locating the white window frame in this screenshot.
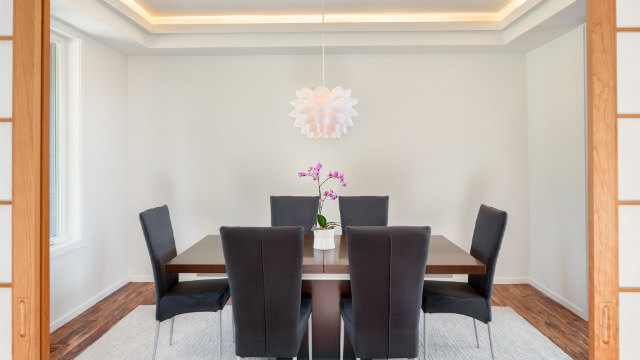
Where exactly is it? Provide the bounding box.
[50,27,82,258]
[49,32,65,244]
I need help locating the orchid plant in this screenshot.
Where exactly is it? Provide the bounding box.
[298,163,347,231]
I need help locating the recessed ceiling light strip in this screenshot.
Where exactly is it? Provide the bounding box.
[119,0,529,25]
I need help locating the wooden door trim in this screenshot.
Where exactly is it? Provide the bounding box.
[12,0,49,359]
[40,1,51,359]
[586,0,619,358]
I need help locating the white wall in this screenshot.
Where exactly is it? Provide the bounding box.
[525,25,588,319]
[126,53,531,283]
[49,24,129,330]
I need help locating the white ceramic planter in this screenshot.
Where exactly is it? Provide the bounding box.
[313,228,336,250]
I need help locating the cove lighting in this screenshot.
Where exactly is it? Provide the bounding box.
[119,0,528,25]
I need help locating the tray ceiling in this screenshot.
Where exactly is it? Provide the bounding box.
[51,0,586,54]
[134,0,514,17]
[116,0,530,24]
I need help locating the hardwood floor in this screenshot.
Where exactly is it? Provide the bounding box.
[50,283,155,360]
[492,284,588,360]
[50,282,588,360]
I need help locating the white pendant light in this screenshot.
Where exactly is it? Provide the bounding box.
[289,0,358,139]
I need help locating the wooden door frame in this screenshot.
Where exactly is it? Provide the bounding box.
[40,1,51,358]
[11,0,50,359]
[6,0,626,359]
[586,0,619,358]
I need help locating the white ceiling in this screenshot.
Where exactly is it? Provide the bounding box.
[135,0,512,17]
[51,0,586,55]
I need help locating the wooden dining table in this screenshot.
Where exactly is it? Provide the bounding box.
[166,235,484,359]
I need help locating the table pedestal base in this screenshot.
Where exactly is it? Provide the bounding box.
[298,280,354,359]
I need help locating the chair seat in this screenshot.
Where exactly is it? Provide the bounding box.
[421,280,491,323]
[157,279,231,322]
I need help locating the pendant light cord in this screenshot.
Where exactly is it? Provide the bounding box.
[322,0,326,86]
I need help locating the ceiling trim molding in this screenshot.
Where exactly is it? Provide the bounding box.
[100,0,546,33]
[119,0,529,24]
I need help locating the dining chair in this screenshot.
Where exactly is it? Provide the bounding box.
[140,205,231,360]
[421,204,507,360]
[270,196,320,235]
[338,196,389,234]
[340,226,431,360]
[220,226,312,360]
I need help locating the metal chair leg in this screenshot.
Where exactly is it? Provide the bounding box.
[169,317,175,346]
[308,313,313,360]
[488,322,495,360]
[218,311,222,360]
[473,318,479,348]
[423,312,427,360]
[231,312,235,344]
[340,317,344,360]
[152,321,160,360]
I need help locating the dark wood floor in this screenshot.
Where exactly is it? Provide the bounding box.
[50,282,588,360]
[50,282,156,360]
[492,284,588,360]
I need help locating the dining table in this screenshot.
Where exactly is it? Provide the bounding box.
[165,234,485,359]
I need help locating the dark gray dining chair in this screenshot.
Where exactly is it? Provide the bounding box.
[421,204,507,360]
[338,196,389,234]
[140,205,231,360]
[340,226,430,360]
[270,196,320,235]
[220,226,312,360]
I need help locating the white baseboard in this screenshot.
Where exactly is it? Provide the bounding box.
[448,275,529,284]
[494,277,529,284]
[128,274,210,282]
[127,274,586,319]
[528,277,588,320]
[131,275,531,284]
[50,277,129,332]
[128,274,154,282]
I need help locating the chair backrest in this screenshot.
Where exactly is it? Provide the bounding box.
[139,205,179,305]
[270,196,319,235]
[220,226,305,358]
[339,196,389,234]
[346,226,430,359]
[468,204,508,302]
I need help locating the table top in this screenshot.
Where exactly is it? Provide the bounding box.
[165,234,485,275]
[165,235,323,274]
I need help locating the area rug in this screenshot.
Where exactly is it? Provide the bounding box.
[76,305,571,359]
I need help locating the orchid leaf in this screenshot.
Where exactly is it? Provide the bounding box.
[317,214,327,228]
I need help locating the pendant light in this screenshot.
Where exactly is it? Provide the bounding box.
[289,0,358,139]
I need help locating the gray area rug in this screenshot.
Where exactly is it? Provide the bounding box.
[76,305,571,359]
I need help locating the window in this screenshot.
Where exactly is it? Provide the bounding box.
[49,28,81,256]
[50,39,60,240]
